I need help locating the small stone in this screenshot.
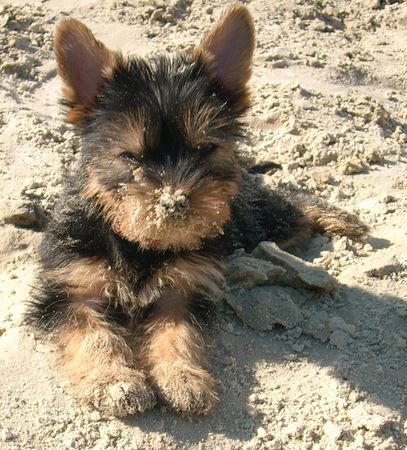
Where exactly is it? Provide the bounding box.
[330,330,349,348]
[0,429,13,442]
[252,242,336,291]
[62,436,77,449]
[303,311,331,342]
[291,343,304,353]
[365,148,384,164]
[395,337,406,349]
[226,255,285,289]
[323,421,343,441]
[246,404,258,417]
[338,159,366,175]
[1,200,40,228]
[150,9,163,21]
[382,195,397,204]
[367,0,381,9]
[90,410,101,421]
[224,286,303,331]
[363,255,400,277]
[257,426,268,438]
[284,422,303,438]
[270,440,283,449]
[329,316,348,332]
[347,405,387,431]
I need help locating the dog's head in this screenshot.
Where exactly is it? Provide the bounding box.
[55,5,254,251]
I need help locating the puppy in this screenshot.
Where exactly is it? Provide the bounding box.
[27,4,366,417]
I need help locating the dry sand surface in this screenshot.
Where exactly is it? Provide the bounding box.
[0,0,406,449]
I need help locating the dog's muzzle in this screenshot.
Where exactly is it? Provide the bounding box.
[158,190,189,218]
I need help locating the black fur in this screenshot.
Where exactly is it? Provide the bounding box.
[26,53,306,335]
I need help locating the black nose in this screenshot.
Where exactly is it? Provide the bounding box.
[159,192,189,217]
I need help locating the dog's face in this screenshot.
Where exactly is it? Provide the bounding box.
[55,6,254,251]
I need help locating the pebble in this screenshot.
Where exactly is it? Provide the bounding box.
[395,337,406,349]
[257,426,268,438]
[226,255,285,289]
[329,316,353,335]
[246,404,258,418]
[0,428,13,441]
[367,0,381,9]
[89,411,101,422]
[330,330,349,348]
[347,405,388,431]
[363,255,400,277]
[284,422,303,438]
[269,440,283,449]
[323,421,343,441]
[224,285,303,331]
[339,159,366,175]
[252,242,336,291]
[291,342,305,353]
[1,200,40,228]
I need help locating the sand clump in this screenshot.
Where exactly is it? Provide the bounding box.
[0,1,406,449]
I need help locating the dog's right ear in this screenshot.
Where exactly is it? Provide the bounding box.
[55,19,117,123]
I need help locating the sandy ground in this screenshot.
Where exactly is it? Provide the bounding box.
[0,0,406,449]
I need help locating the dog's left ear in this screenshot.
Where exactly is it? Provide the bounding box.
[194,4,255,107]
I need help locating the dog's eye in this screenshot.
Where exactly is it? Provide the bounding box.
[120,152,140,164]
[198,143,217,157]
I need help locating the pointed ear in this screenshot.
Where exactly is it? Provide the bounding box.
[54,19,117,123]
[194,4,254,101]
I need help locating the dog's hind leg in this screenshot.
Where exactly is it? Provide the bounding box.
[227,173,368,252]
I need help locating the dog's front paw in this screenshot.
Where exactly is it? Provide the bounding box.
[86,376,156,417]
[153,363,218,415]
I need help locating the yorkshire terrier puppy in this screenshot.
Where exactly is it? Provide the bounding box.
[27,5,366,417]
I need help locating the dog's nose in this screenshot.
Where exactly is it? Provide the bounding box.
[159,191,189,218]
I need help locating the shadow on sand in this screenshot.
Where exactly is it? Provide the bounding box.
[123,279,406,447]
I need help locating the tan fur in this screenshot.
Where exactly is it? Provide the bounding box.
[84,161,240,251]
[50,262,156,416]
[43,5,256,418]
[45,247,224,318]
[279,215,314,251]
[114,177,239,250]
[138,254,225,307]
[304,205,369,239]
[58,323,155,416]
[279,206,368,250]
[83,166,119,224]
[44,257,139,314]
[46,258,116,299]
[54,19,120,123]
[182,107,237,149]
[100,115,146,157]
[193,4,255,112]
[141,290,218,415]
[51,257,220,415]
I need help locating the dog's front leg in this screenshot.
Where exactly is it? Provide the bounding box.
[142,289,218,415]
[38,258,156,416]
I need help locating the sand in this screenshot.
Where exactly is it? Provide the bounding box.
[0,0,406,449]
